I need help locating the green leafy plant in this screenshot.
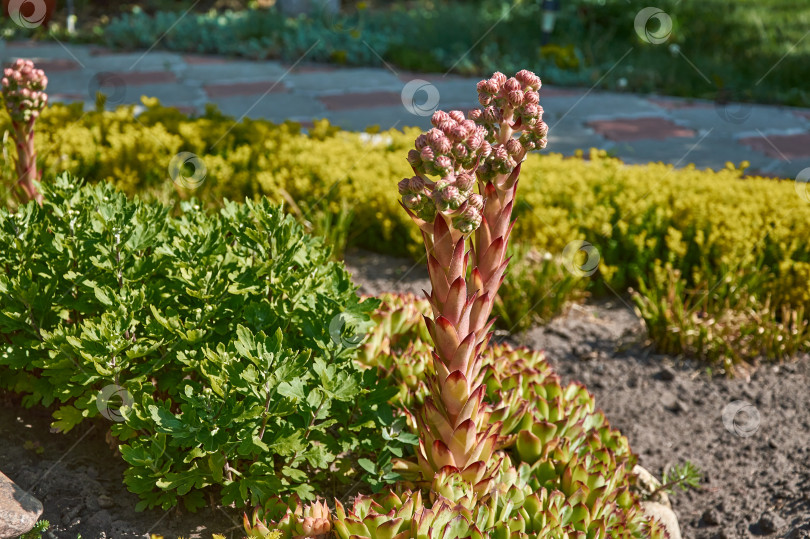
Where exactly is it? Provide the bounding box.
[655,461,702,497]
[16,520,49,539]
[0,175,405,510]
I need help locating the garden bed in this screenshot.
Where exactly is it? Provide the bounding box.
[2,249,807,539]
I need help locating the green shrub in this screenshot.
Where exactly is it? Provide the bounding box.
[0,175,410,510]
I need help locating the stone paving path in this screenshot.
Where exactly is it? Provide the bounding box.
[2,40,810,179]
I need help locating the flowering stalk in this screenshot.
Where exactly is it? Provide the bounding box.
[398,70,548,494]
[1,59,48,204]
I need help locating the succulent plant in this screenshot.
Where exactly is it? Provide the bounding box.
[244,496,332,539]
[333,489,423,539]
[396,71,550,495]
[1,58,48,204]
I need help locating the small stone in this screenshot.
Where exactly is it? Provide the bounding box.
[701,508,719,526]
[787,528,810,539]
[97,494,115,509]
[0,471,43,538]
[656,366,676,381]
[758,511,787,534]
[660,391,687,413]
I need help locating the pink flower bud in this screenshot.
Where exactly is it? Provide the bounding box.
[468,109,483,121]
[407,149,422,166]
[493,145,509,161]
[492,72,507,86]
[427,128,444,147]
[467,129,485,150]
[448,110,465,123]
[480,141,493,158]
[455,173,474,192]
[483,106,500,123]
[522,103,539,118]
[438,120,456,136]
[508,90,523,107]
[450,124,469,142]
[431,110,450,127]
[516,69,541,90]
[435,155,452,172]
[420,147,435,162]
[524,90,539,105]
[476,80,489,93]
[504,78,520,92]
[402,193,422,209]
[506,139,521,155]
[454,143,468,159]
[436,136,452,154]
[478,93,492,106]
[398,177,412,195]
[468,193,484,211]
[408,175,425,192]
[452,204,482,233]
[415,134,428,150]
[434,183,464,211]
[1,78,7,87]
[534,122,549,137]
[486,80,500,94]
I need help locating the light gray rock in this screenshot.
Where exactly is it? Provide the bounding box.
[642,501,682,539]
[632,464,671,507]
[0,471,43,539]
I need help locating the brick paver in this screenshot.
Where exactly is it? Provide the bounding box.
[587,117,696,142]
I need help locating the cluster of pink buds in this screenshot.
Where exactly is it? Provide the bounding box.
[1,59,48,124]
[399,110,492,234]
[470,70,548,182]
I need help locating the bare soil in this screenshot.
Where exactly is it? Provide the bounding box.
[1,249,808,538]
